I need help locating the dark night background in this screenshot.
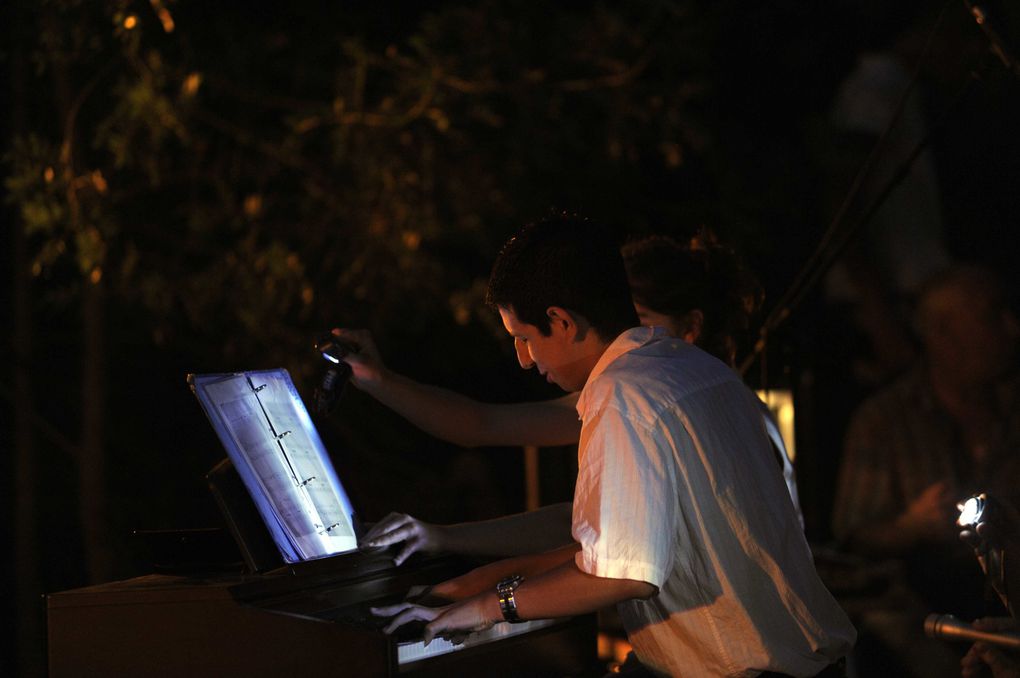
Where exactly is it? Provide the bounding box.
[2,1,1020,675]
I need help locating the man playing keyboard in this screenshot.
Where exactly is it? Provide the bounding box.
[367,214,854,677]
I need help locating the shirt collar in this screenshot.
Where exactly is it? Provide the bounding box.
[576,326,664,415]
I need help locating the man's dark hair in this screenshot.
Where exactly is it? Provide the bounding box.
[486,213,638,340]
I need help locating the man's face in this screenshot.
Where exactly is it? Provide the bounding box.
[498,306,597,392]
[922,287,1018,386]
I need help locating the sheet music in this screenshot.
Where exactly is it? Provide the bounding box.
[193,370,357,562]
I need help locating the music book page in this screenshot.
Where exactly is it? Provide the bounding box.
[192,369,357,562]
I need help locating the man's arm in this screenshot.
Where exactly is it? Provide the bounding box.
[843,481,958,556]
[833,405,957,556]
[361,502,573,565]
[333,328,581,447]
[961,618,1020,678]
[510,559,657,620]
[963,496,1020,621]
[428,542,583,601]
[374,552,656,643]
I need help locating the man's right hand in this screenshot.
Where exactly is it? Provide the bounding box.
[329,328,389,391]
[429,562,511,601]
[961,617,1020,678]
[962,495,1020,621]
[360,512,445,566]
[896,481,958,544]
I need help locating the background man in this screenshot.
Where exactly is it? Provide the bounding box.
[833,265,1020,676]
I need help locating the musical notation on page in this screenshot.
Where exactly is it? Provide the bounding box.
[190,369,358,563]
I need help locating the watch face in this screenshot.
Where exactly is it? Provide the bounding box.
[498,575,522,590]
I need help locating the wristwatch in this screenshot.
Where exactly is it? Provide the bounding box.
[496,574,524,623]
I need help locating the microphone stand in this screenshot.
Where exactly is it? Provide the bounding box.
[926,613,1020,649]
[739,0,1014,382]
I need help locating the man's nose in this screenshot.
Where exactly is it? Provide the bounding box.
[514,338,535,369]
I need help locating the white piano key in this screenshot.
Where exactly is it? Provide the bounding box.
[397,618,558,665]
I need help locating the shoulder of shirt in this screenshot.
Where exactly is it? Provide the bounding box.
[581,339,743,424]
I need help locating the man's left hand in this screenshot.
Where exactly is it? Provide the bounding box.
[372,594,499,646]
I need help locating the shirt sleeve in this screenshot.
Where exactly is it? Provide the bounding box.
[572,405,678,588]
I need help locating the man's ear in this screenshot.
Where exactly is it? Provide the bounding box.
[681,309,704,345]
[546,306,578,336]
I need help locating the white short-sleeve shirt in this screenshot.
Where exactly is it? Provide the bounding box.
[572,327,855,677]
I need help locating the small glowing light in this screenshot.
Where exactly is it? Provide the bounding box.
[123,15,138,29]
[89,267,103,284]
[150,0,175,32]
[322,352,340,364]
[427,108,449,131]
[402,231,421,250]
[43,166,55,183]
[301,286,314,305]
[958,495,985,526]
[756,389,796,462]
[779,403,794,428]
[91,170,108,194]
[243,194,263,217]
[182,72,202,96]
[597,632,633,664]
[157,9,174,32]
[661,142,683,168]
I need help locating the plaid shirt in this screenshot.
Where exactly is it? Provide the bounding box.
[832,365,1020,543]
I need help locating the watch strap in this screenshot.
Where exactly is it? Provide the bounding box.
[496,574,524,623]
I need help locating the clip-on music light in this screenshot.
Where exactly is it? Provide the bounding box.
[957,493,1012,616]
[313,333,360,415]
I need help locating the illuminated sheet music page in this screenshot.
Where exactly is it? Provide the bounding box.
[189,369,358,563]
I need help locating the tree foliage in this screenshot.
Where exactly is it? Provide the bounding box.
[5,2,749,595]
[7,1,729,372]
[9,1,1020,675]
